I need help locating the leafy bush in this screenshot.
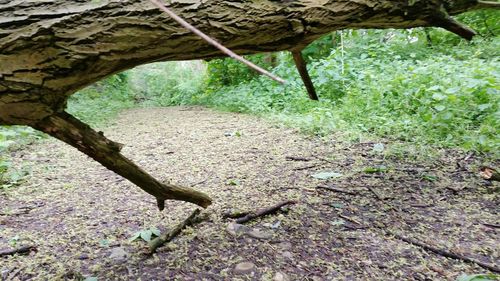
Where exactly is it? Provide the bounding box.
[127,61,206,106]
[0,126,40,188]
[191,27,499,154]
[67,73,134,126]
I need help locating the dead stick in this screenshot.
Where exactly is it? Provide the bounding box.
[390,232,500,273]
[286,156,311,162]
[149,209,201,253]
[482,222,500,229]
[294,164,319,171]
[291,50,319,100]
[222,210,250,219]
[317,185,357,195]
[366,186,385,200]
[0,245,35,257]
[149,0,285,84]
[235,200,297,224]
[339,214,363,225]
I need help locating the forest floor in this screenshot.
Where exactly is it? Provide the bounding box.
[1,106,498,281]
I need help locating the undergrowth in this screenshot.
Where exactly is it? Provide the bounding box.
[145,30,499,156]
[115,11,499,156]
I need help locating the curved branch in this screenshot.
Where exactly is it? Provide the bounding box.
[475,0,500,9]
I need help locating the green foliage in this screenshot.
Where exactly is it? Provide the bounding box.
[67,73,134,126]
[0,126,39,188]
[206,53,279,88]
[127,61,206,106]
[193,25,499,155]
[456,274,499,281]
[129,227,161,242]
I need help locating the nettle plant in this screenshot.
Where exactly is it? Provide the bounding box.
[0,127,36,188]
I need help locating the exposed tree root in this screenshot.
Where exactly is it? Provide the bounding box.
[389,232,500,273]
[33,112,212,210]
[149,209,201,253]
[235,200,297,224]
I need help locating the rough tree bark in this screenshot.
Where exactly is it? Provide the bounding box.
[0,0,497,208]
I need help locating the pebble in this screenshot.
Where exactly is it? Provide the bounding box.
[273,272,290,281]
[109,247,128,262]
[247,229,273,240]
[226,222,250,236]
[78,254,89,260]
[233,261,256,274]
[282,251,293,260]
[278,241,292,250]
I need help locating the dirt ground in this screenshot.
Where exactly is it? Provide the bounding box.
[1,106,498,280]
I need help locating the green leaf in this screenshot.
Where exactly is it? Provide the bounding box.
[432,93,446,101]
[478,103,491,111]
[140,230,152,242]
[434,105,446,111]
[151,227,161,237]
[428,85,440,91]
[456,274,499,281]
[227,179,240,186]
[128,232,141,242]
[329,202,344,209]
[445,87,459,94]
[364,166,388,173]
[99,239,109,247]
[421,174,438,182]
[84,277,98,281]
[372,143,385,152]
[312,171,343,180]
[330,220,345,226]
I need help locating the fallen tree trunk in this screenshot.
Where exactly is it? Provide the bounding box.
[0,0,497,208]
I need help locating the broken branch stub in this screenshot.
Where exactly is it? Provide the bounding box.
[33,112,212,209]
[291,50,319,101]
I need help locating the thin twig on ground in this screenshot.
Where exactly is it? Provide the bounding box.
[149,209,201,253]
[235,200,297,224]
[286,156,311,162]
[339,214,363,225]
[294,164,319,171]
[222,210,250,219]
[0,245,36,257]
[317,185,357,195]
[389,232,500,273]
[481,222,500,229]
[315,157,335,164]
[366,186,386,200]
[191,179,208,187]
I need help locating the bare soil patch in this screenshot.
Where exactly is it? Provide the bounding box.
[1,106,498,280]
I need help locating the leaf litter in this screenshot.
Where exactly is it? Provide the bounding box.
[0,106,498,280]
